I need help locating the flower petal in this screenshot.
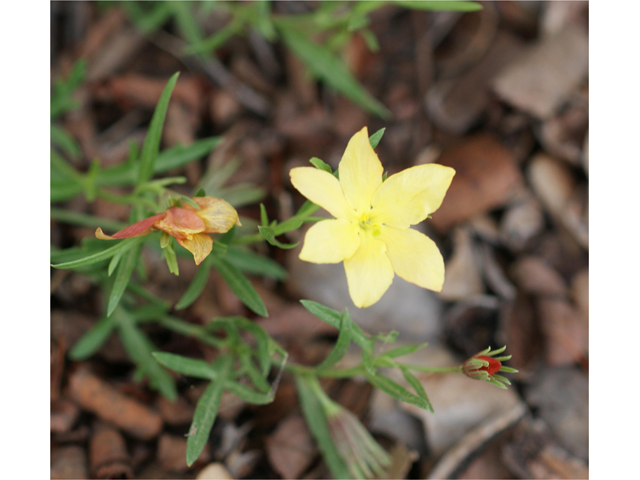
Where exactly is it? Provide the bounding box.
[370,164,455,229]
[344,233,394,308]
[290,167,355,220]
[154,207,205,241]
[299,219,361,264]
[177,233,213,265]
[339,127,383,213]
[187,197,241,233]
[378,226,445,292]
[95,213,166,240]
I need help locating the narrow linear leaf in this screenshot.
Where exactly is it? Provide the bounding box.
[366,372,431,411]
[107,250,123,276]
[69,316,117,360]
[316,310,352,371]
[383,342,429,359]
[368,127,386,149]
[400,367,434,413]
[51,237,144,270]
[226,380,274,405]
[138,72,180,185]
[231,317,271,375]
[395,1,483,12]
[240,355,270,393]
[51,123,81,160]
[107,244,142,317]
[279,28,390,118]
[361,340,376,376]
[296,375,351,479]
[299,300,369,348]
[309,157,333,173]
[210,257,268,317]
[225,246,287,280]
[116,309,177,401]
[175,263,212,310]
[153,352,218,380]
[258,225,300,250]
[187,357,232,466]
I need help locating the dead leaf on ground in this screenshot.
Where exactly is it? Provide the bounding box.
[266,415,316,479]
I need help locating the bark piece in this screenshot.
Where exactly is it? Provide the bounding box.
[430,134,523,232]
[89,425,132,479]
[51,399,80,434]
[66,367,163,440]
[493,25,588,119]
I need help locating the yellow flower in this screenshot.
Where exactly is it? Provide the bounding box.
[95,197,241,265]
[290,127,455,308]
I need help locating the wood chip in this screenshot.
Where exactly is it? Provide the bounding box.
[89,425,132,479]
[439,227,484,301]
[66,367,163,440]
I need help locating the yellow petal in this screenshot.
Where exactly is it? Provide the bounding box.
[188,197,241,233]
[370,164,455,229]
[290,167,355,220]
[344,233,394,308]
[177,233,213,265]
[339,127,383,213]
[378,226,445,292]
[154,207,205,241]
[299,219,361,264]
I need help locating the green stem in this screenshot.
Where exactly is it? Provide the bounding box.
[399,364,463,374]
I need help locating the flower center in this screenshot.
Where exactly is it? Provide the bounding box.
[357,212,381,237]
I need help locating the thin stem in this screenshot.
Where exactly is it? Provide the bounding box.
[399,364,463,374]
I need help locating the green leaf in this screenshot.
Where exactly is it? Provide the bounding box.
[107,243,142,317]
[239,354,270,393]
[365,372,432,411]
[176,263,212,310]
[194,187,206,197]
[382,342,429,359]
[369,127,386,148]
[69,316,117,360]
[309,157,333,173]
[186,357,232,466]
[116,308,177,401]
[259,203,269,226]
[300,300,369,348]
[316,310,352,371]
[395,1,483,12]
[278,27,390,118]
[51,237,144,270]
[184,19,243,55]
[107,250,123,276]
[163,240,179,276]
[51,124,81,160]
[138,72,180,185]
[153,352,218,380]
[226,380,274,405]
[361,339,376,376]
[230,317,272,375]
[50,208,127,231]
[400,367,433,412]
[225,247,287,280]
[296,375,351,479]
[258,225,300,249]
[210,257,268,317]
